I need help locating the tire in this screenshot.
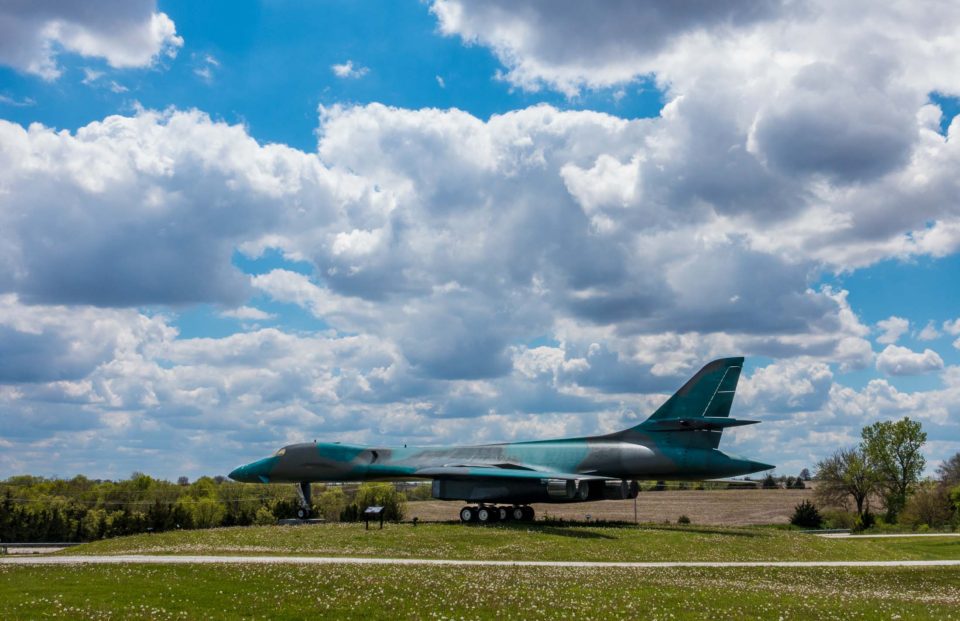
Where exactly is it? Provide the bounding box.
[296,507,309,520]
[459,507,475,523]
[521,506,535,521]
[477,507,491,523]
[511,507,525,521]
[498,507,509,521]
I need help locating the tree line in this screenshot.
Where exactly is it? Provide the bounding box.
[0,474,407,543]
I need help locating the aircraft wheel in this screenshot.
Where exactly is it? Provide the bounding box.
[477,507,493,523]
[511,506,525,521]
[459,506,475,523]
[296,507,310,519]
[521,506,535,521]
[498,507,509,521]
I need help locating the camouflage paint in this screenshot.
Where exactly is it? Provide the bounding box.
[229,357,775,504]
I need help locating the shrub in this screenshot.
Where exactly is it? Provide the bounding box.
[340,483,406,522]
[762,474,779,489]
[253,506,275,526]
[677,515,691,524]
[790,499,823,529]
[316,487,347,522]
[820,509,856,530]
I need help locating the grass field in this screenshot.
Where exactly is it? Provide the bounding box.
[2,563,958,620]
[63,522,960,562]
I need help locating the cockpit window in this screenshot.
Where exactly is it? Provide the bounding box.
[274,448,286,457]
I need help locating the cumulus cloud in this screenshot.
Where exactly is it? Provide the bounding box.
[6,0,960,475]
[0,0,183,80]
[876,316,909,345]
[876,345,944,376]
[432,0,787,95]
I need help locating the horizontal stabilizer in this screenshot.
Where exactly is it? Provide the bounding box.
[639,417,759,432]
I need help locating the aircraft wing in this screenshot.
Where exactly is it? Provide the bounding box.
[412,465,612,481]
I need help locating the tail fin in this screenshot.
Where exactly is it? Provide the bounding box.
[623,357,756,449]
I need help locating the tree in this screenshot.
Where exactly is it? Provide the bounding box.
[861,417,927,521]
[899,483,953,529]
[790,500,823,529]
[937,452,960,487]
[762,474,779,489]
[814,448,875,517]
[799,468,812,481]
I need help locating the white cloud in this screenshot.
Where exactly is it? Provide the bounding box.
[918,320,941,341]
[944,318,960,336]
[436,75,446,88]
[876,345,944,376]
[331,60,368,79]
[219,306,275,321]
[876,316,909,345]
[0,0,183,80]
[193,54,219,83]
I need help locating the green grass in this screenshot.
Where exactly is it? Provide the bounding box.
[62,522,960,562]
[2,564,958,620]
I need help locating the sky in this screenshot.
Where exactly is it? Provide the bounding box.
[0,0,958,481]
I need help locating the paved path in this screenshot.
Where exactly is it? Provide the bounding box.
[816,532,960,539]
[2,555,959,568]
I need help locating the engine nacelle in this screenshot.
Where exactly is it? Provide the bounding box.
[600,479,639,500]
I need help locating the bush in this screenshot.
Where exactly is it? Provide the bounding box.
[677,515,691,524]
[820,509,856,530]
[253,506,275,526]
[790,499,823,529]
[316,487,347,522]
[762,474,779,489]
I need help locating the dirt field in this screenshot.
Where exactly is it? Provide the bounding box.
[406,488,816,525]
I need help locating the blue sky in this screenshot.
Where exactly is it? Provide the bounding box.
[0,1,958,480]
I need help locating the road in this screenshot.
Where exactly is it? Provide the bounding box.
[2,555,959,568]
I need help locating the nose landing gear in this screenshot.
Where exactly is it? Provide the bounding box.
[458,505,535,524]
[294,481,312,519]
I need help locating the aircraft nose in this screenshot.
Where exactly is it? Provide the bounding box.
[228,465,248,482]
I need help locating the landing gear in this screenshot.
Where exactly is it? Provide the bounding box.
[294,481,312,520]
[459,505,535,524]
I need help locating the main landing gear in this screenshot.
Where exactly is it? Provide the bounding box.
[459,505,535,524]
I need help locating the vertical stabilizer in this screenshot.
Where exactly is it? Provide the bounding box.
[614,357,745,449]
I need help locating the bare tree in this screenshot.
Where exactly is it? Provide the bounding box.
[937,452,960,487]
[815,448,875,517]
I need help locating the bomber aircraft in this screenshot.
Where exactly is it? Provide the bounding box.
[229,357,773,523]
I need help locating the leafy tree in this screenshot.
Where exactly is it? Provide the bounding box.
[861,417,927,521]
[815,448,875,517]
[762,474,779,489]
[799,468,812,481]
[189,497,226,529]
[790,500,823,529]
